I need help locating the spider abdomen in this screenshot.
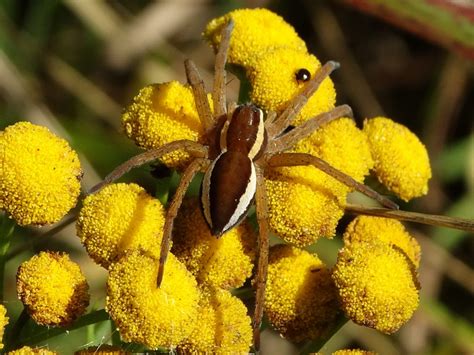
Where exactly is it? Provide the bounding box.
[201,151,256,236]
[201,104,266,236]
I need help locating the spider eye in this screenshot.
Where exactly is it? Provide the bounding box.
[295,68,311,83]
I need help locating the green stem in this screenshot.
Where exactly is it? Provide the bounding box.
[5,307,30,352]
[0,214,15,301]
[299,313,348,354]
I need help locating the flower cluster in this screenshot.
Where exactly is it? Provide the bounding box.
[1,6,433,354]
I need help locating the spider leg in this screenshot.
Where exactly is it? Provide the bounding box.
[212,20,234,117]
[88,140,208,194]
[185,59,214,132]
[156,157,209,286]
[263,111,277,130]
[267,61,340,138]
[268,104,353,153]
[252,165,270,351]
[267,152,399,210]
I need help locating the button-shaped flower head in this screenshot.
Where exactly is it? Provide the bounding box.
[16,252,90,327]
[106,250,200,348]
[178,288,252,354]
[333,350,377,355]
[171,198,256,289]
[265,118,373,246]
[332,240,420,334]
[363,117,431,201]
[204,8,307,68]
[249,48,336,125]
[0,304,7,350]
[7,346,58,354]
[77,183,165,269]
[344,216,421,268]
[122,81,211,168]
[0,122,82,226]
[74,345,130,354]
[265,245,339,342]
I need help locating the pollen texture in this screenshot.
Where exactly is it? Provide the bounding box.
[77,183,165,269]
[265,165,345,246]
[204,8,307,67]
[363,117,431,201]
[265,245,340,342]
[0,304,8,350]
[7,346,58,354]
[178,288,252,354]
[122,82,207,168]
[344,216,421,268]
[16,251,90,326]
[249,48,336,124]
[332,240,420,334]
[171,198,256,289]
[294,117,374,194]
[0,122,82,226]
[106,250,200,349]
[332,350,378,355]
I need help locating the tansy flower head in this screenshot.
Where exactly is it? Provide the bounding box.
[204,8,307,68]
[77,183,165,269]
[106,250,200,348]
[0,304,8,350]
[344,216,421,268]
[7,346,57,355]
[0,122,82,226]
[122,81,210,168]
[332,240,419,334]
[249,48,336,125]
[363,117,431,201]
[74,345,130,354]
[265,245,339,342]
[177,287,252,354]
[294,117,374,193]
[265,165,345,246]
[16,251,89,327]
[172,198,256,289]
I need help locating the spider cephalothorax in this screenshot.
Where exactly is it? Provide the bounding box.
[88,20,397,350]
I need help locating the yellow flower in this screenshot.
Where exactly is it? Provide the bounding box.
[294,117,374,194]
[122,81,210,168]
[0,304,8,350]
[249,48,336,125]
[106,250,200,348]
[344,216,421,268]
[0,122,82,226]
[204,8,307,68]
[77,183,165,269]
[265,245,339,342]
[178,287,252,354]
[74,345,129,354]
[7,346,57,355]
[265,165,345,246]
[16,252,89,327]
[363,117,431,201]
[171,198,256,289]
[333,350,377,355]
[332,240,419,334]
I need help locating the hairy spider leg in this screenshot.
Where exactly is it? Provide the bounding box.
[156,158,209,286]
[213,20,234,117]
[266,61,341,138]
[267,152,399,210]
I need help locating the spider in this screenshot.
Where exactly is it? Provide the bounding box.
[89,20,397,350]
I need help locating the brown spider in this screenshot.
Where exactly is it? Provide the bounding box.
[89,21,397,350]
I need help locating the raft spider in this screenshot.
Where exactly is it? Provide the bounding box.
[89,20,397,350]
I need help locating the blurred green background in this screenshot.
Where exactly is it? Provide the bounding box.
[0,0,473,354]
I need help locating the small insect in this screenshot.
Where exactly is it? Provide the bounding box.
[89,20,397,350]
